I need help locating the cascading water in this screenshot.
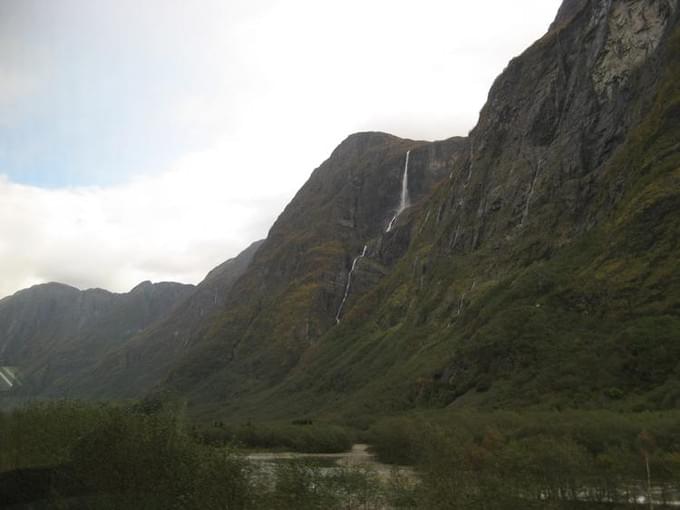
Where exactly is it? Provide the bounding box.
[386,151,411,232]
[335,245,368,324]
[466,140,474,184]
[0,367,17,388]
[520,159,542,226]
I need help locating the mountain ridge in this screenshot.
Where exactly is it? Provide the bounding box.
[0,280,195,399]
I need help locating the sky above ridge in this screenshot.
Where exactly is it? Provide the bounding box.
[0,0,562,298]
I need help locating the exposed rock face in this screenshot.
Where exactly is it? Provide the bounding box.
[429,0,678,259]
[0,281,194,398]
[593,0,677,98]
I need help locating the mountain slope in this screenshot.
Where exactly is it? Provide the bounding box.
[0,237,268,400]
[265,0,680,417]
[68,239,266,398]
[163,134,467,407]
[161,0,680,420]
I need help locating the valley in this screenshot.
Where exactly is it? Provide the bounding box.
[1,0,679,508]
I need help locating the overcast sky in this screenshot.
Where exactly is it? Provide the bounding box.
[0,0,562,298]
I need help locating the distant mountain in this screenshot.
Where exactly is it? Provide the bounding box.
[0,281,194,398]
[65,239,265,398]
[0,239,265,401]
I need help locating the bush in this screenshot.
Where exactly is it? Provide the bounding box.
[0,402,258,509]
[228,422,352,453]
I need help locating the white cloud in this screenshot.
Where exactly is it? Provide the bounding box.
[0,138,298,297]
[0,0,563,298]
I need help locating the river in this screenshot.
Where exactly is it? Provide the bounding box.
[246,443,415,483]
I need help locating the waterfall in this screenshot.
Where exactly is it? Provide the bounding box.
[520,159,542,226]
[456,280,476,317]
[465,140,474,185]
[335,245,368,324]
[0,370,13,388]
[456,292,466,316]
[0,367,17,388]
[386,151,411,232]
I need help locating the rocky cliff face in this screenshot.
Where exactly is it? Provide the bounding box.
[428,0,678,258]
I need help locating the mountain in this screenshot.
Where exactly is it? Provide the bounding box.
[155,0,680,419]
[66,135,465,404]
[3,0,679,420]
[0,237,266,401]
[70,239,265,398]
[0,281,194,399]
[158,134,466,411]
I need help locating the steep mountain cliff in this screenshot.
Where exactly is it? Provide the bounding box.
[159,0,680,419]
[152,135,463,407]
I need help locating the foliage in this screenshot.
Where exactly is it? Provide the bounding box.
[368,410,680,509]
[199,421,353,453]
[0,402,387,509]
[0,401,257,509]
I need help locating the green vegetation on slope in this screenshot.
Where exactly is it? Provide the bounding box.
[211,21,680,422]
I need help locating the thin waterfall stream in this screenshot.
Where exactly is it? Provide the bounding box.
[335,150,411,324]
[335,245,367,324]
[386,151,411,232]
